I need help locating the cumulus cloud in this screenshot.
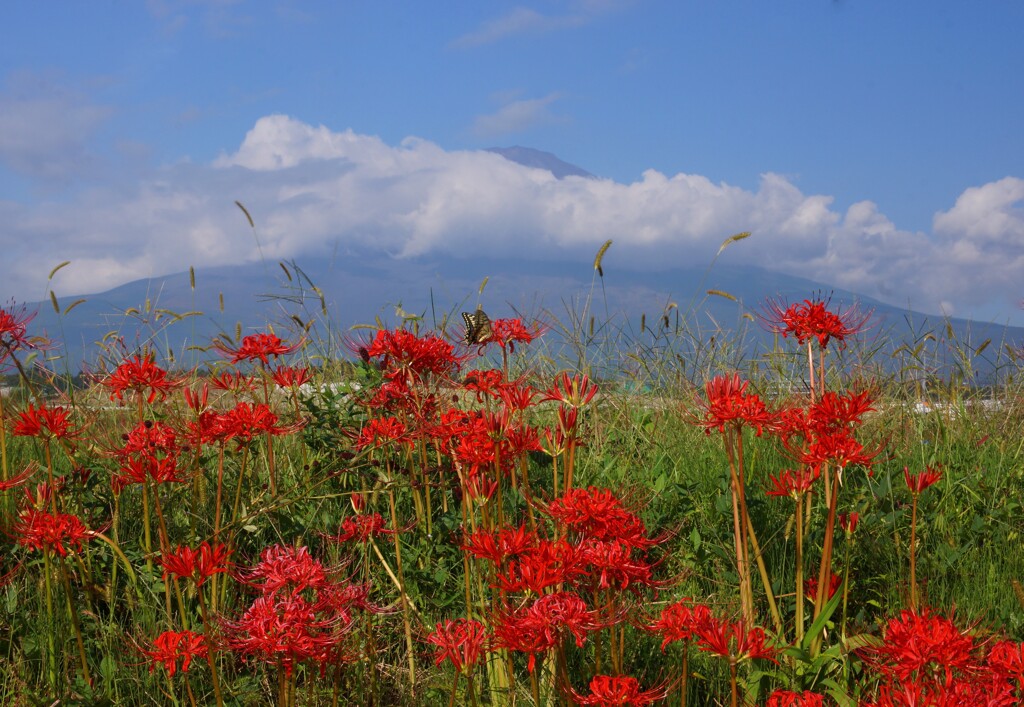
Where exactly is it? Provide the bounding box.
[0,114,1021,321]
[0,71,112,182]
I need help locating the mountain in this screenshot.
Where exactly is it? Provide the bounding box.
[485,146,594,179]
[24,254,1024,383]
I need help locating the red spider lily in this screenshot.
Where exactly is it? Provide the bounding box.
[580,540,656,591]
[698,373,775,436]
[778,392,881,473]
[464,369,506,398]
[160,542,231,586]
[766,690,825,707]
[113,453,186,493]
[223,592,350,677]
[489,318,543,349]
[271,365,312,389]
[988,640,1024,686]
[0,465,35,492]
[650,599,713,650]
[462,525,539,564]
[760,294,872,350]
[13,509,93,556]
[221,402,302,444]
[543,372,599,407]
[904,465,942,495]
[144,630,208,677]
[804,571,842,602]
[12,403,76,440]
[547,487,654,549]
[693,616,778,664]
[103,354,181,404]
[328,513,402,543]
[181,409,231,448]
[214,332,302,365]
[239,545,328,596]
[764,468,816,499]
[839,512,860,534]
[425,618,491,673]
[568,674,666,706]
[119,420,178,456]
[365,328,460,382]
[183,384,209,412]
[0,302,35,354]
[355,416,408,450]
[208,371,258,394]
[861,608,979,687]
[494,538,589,594]
[498,380,537,411]
[494,592,602,672]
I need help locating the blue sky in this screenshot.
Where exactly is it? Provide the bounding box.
[2,1,1022,324]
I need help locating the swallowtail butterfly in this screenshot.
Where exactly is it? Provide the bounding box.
[461,307,493,345]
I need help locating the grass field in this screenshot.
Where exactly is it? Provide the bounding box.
[0,284,1022,706]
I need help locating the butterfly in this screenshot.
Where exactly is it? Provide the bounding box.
[461,307,493,345]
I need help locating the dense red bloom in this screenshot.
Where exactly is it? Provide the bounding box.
[355,416,408,450]
[160,542,231,586]
[568,674,666,706]
[547,487,653,549]
[988,640,1024,686]
[464,369,507,398]
[650,599,713,650]
[181,409,231,447]
[271,365,312,389]
[14,509,93,556]
[365,328,459,382]
[760,294,872,350]
[329,513,397,543]
[580,540,656,591]
[241,545,327,596]
[779,391,880,474]
[145,630,207,677]
[693,616,778,663]
[426,618,491,673]
[462,525,539,565]
[0,302,35,354]
[221,402,302,444]
[543,372,599,407]
[765,690,825,707]
[12,403,76,440]
[904,465,942,495]
[862,608,978,686]
[494,592,601,672]
[113,453,186,492]
[765,468,816,499]
[494,539,588,594]
[223,592,349,676]
[214,332,302,365]
[104,354,181,404]
[698,373,775,436]
[119,420,178,456]
[489,318,543,349]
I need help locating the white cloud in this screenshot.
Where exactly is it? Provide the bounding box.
[450,1,631,48]
[471,93,567,138]
[1,114,1021,322]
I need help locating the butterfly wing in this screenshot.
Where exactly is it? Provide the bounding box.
[461,309,493,345]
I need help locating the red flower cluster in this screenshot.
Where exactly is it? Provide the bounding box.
[765,690,825,707]
[425,618,491,673]
[494,592,602,672]
[214,332,302,365]
[761,294,871,350]
[145,630,208,677]
[104,353,181,404]
[12,403,76,440]
[225,545,375,676]
[904,465,942,495]
[160,542,231,587]
[699,373,775,436]
[14,509,93,556]
[568,674,666,706]
[0,302,35,360]
[861,608,1024,705]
